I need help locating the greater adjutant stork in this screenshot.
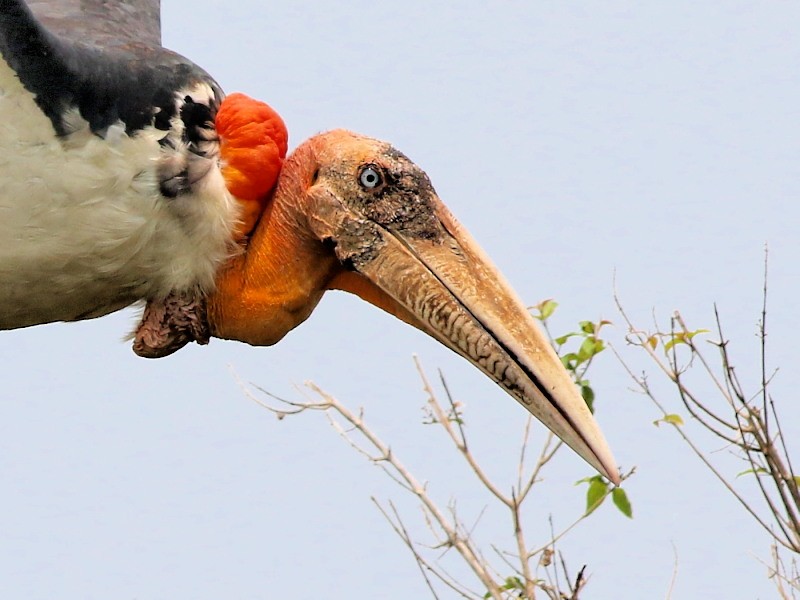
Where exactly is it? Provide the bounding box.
[0,0,620,483]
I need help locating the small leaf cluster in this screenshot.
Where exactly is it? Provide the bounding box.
[576,476,633,518]
[531,300,610,413]
[531,300,634,519]
[644,328,709,353]
[422,398,464,426]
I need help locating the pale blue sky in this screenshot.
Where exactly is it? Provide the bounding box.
[1,2,799,598]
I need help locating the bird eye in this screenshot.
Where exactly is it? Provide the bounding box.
[358,165,383,189]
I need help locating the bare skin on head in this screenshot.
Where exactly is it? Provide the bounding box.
[134,129,619,483]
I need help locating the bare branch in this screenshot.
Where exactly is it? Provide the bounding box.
[665,542,679,600]
[245,306,624,600]
[372,497,476,599]
[614,273,800,555]
[414,358,511,507]
[306,382,504,597]
[609,336,787,548]
[520,434,561,503]
[761,245,770,437]
[516,416,534,496]
[511,490,535,598]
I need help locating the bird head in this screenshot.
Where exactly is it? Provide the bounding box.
[205,129,619,483]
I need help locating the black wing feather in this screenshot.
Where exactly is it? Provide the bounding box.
[0,0,222,137]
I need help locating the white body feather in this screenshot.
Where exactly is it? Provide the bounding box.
[0,56,239,329]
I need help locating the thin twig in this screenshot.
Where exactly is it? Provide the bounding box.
[614,289,800,554]
[761,246,769,438]
[664,542,679,600]
[527,468,635,560]
[609,336,789,549]
[371,498,447,599]
[414,358,510,507]
[511,490,535,598]
[520,434,561,501]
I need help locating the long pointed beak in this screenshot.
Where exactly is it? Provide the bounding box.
[310,185,619,484]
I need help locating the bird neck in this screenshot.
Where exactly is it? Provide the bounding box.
[206,180,338,346]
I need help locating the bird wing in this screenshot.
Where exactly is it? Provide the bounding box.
[25,0,161,49]
[0,0,220,138]
[0,0,287,332]
[0,0,231,327]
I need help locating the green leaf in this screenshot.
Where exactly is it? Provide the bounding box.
[612,487,633,518]
[653,413,684,427]
[686,328,710,340]
[663,334,684,352]
[577,338,596,361]
[662,328,709,352]
[502,576,525,591]
[585,477,608,515]
[538,299,558,321]
[577,337,605,361]
[736,467,769,478]
[579,320,596,334]
[554,332,577,345]
[560,353,579,369]
[581,384,595,413]
[665,414,684,425]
